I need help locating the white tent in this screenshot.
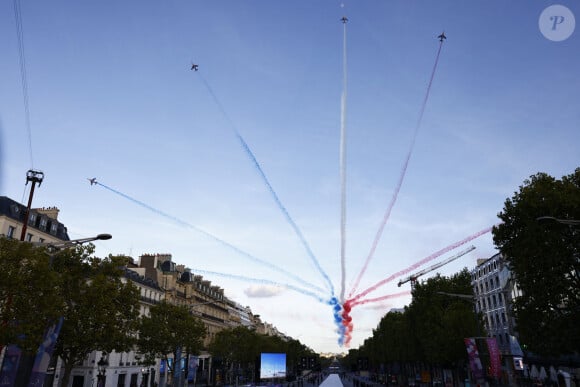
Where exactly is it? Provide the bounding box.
[550,366,558,383]
[539,366,547,380]
[558,370,571,387]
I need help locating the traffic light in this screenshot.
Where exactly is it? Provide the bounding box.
[308,357,315,369]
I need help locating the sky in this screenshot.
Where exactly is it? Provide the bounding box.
[1,1,579,354]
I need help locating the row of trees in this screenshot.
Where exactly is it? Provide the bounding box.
[0,241,204,386]
[208,326,317,383]
[343,269,481,377]
[343,168,580,375]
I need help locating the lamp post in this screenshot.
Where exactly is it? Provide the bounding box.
[141,367,150,387]
[97,354,108,387]
[43,233,112,252]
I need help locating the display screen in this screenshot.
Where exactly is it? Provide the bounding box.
[260,353,286,379]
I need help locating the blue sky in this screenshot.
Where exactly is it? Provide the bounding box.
[1,1,578,354]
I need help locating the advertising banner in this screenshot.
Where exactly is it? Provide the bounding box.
[0,345,22,387]
[188,356,198,382]
[485,337,502,378]
[27,317,64,387]
[464,338,484,381]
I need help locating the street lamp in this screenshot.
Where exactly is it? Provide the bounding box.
[97,354,109,387]
[141,367,151,387]
[43,233,112,252]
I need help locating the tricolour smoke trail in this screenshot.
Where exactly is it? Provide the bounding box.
[340,290,411,346]
[349,225,492,303]
[95,181,326,295]
[339,16,348,304]
[188,268,329,303]
[348,35,446,299]
[196,73,335,296]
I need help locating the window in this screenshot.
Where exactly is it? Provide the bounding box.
[26,233,33,242]
[50,224,57,234]
[39,238,45,243]
[7,226,16,238]
[29,213,36,225]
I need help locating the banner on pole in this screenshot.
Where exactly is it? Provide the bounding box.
[464,338,484,381]
[27,317,64,387]
[485,337,502,379]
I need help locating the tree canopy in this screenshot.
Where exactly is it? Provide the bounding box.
[0,238,62,352]
[138,300,206,382]
[493,168,580,355]
[345,269,481,370]
[51,248,142,387]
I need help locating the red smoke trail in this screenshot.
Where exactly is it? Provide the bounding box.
[349,226,493,303]
[348,36,446,299]
[340,290,410,346]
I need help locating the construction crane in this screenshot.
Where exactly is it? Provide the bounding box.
[397,245,476,289]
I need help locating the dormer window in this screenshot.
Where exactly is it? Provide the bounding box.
[29,213,36,225]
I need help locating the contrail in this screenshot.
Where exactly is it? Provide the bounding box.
[348,34,447,298]
[94,181,325,294]
[349,225,491,303]
[196,73,335,296]
[188,268,328,303]
[339,15,348,304]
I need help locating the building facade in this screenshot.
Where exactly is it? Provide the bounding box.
[471,253,523,383]
[0,196,70,243]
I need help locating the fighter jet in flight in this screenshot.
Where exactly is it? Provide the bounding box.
[341,16,348,23]
[87,178,97,186]
[191,63,199,71]
[438,32,446,42]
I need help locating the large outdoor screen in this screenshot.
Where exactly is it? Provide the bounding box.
[259,352,286,379]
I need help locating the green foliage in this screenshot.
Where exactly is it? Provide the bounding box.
[345,269,480,368]
[208,326,315,382]
[50,249,141,387]
[0,238,62,352]
[493,169,580,355]
[412,270,481,363]
[138,301,206,370]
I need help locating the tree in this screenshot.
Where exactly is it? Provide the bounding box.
[51,247,142,387]
[208,327,315,383]
[493,169,580,355]
[0,238,62,352]
[138,301,206,385]
[346,268,480,377]
[408,270,481,365]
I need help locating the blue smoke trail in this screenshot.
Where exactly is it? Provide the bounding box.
[197,74,335,296]
[95,181,326,295]
[189,268,329,303]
